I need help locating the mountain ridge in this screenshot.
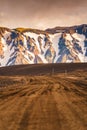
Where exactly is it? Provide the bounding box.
[0,24,87,67]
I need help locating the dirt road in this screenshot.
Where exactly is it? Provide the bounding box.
[0,74,87,130]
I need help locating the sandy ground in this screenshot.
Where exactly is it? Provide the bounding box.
[0,72,87,130]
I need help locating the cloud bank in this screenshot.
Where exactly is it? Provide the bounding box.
[0,0,87,29]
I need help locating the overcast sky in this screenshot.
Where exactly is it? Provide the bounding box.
[0,0,87,29]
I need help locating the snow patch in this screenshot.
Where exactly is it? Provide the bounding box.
[72,33,85,42]
[65,33,73,41]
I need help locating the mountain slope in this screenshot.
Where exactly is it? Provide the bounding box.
[0,24,87,66]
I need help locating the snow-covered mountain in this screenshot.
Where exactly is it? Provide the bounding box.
[0,24,87,66]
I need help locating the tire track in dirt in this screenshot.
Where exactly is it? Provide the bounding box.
[0,87,29,110]
[0,75,87,130]
[18,85,70,130]
[0,85,41,130]
[53,88,87,130]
